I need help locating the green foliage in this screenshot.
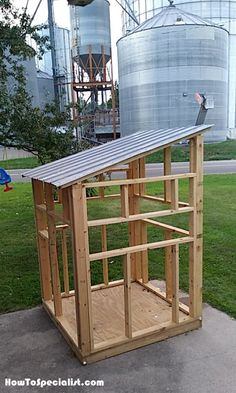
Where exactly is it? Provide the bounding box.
[0,1,90,164]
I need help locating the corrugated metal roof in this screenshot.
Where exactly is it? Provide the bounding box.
[23,125,211,188]
[127,4,222,34]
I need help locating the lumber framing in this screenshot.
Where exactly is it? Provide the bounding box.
[32,132,205,364]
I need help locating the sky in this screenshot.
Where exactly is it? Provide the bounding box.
[26,0,123,79]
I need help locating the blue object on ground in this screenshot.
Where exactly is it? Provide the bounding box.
[0,168,13,192]
[0,168,11,185]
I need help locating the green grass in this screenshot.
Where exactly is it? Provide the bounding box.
[0,157,39,169]
[146,139,236,163]
[0,140,236,169]
[0,176,236,319]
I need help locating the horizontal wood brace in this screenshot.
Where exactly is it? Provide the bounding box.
[143,219,189,236]
[136,194,189,207]
[36,204,70,225]
[86,194,120,201]
[93,315,196,352]
[39,224,69,240]
[61,280,126,298]
[56,224,69,231]
[89,236,194,261]
[85,173,196,189]
[108,167,129,172]
[137,279,189,315]
[88,206,193,227]
[47,211,70,225]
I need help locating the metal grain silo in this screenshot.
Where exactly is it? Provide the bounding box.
[118,4,229,141]
[71,0,111,77]
[7,54,40,108]
[122,0,236,131]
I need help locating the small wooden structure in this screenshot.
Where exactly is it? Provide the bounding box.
[24,125,211,364]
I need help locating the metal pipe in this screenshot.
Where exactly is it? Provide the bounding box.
[114,0,139,26]
[47,0,60,105]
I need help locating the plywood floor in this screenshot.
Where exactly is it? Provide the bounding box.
[46,282,189,346]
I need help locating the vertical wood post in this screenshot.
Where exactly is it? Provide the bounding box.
[171,179,179,210]
[164,147,171,202]
[99,174,105,199]
[32,180,52,301]
[132,160,142,280]
[139,157,146,196]
[128,162,136,279]
[69,183,93,354]
[189,135,204,318]
[62,188,70,223]
[124,253,132,338]
[165,229,172,300]
[121,184,129,218]
[141,221,148,283]
[45,183,62,316]
[172,244,179,324]
[61,229,69,295]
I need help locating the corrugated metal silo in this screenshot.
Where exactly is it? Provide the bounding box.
[8,55,40,108]
[71,0,111,77]
[118,4,229,142]
[122,0,236,130]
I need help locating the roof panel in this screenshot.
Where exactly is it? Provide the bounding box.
[23,125,212,188]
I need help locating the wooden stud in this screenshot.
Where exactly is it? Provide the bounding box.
[139,157,146,196]
[32,180,52,301]
[141,221,148,284]
[99,174,105,199]
[85,173,196,189]
[44,183,62,317]
[137,194,189,207]
[87,194,120,201]
[61,229,70,295]
[69,183,94,354]
[58,189,63,204]
[137,279,189,315]
[143,218,189,236]
[123,254,132,338]
[120,184,129,218]
[88,206,194,227]
[172,244,179,324]
[171,179,179,211]
[131,160,142,280]
[101,225,109,286]
[127,162,136,279]
[90,236,193,261]
[165,230,173,300]
[164,147,171,202]
[189,135,204,318]
[62,188,70,223]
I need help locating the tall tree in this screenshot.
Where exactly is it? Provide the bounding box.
[0,1,87,164]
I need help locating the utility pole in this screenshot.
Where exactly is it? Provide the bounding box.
[47,0,60,105]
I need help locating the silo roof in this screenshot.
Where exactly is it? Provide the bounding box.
[128,4,225,34]
[23,124,212,188]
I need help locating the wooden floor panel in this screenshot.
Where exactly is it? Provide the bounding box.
[46,282,189,346]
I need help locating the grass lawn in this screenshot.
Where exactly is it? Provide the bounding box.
[0,140,236,169]
[0,175,236,319]
[147,139,236,163]
[0,157,39,169]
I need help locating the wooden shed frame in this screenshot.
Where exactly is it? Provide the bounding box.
[25,125,211,364]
